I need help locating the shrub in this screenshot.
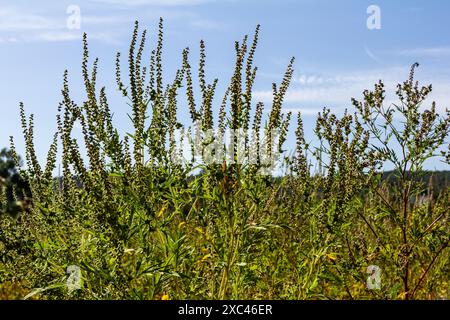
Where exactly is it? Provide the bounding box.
[0,19,448,300]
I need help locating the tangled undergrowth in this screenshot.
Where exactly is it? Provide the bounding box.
[0,19,449,300]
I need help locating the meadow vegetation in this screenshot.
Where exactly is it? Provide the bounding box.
[0,19,449,300]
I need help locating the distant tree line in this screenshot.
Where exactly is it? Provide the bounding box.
[382,170,449,197]
[0,148,30,216]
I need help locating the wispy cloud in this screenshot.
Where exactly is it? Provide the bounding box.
[0,6,123,44]
[395,46,450,57]
[0,7,60,31]
[253,67,450,114]
[81,15,134,26]
[0,37,19,43]
[91,0,212,6]
[364,46,385,65]
[0,4,206,44]
[33,31,82,42]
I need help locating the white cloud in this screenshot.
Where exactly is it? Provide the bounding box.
[0,7,60,31]
[0,6,122,44]
[81,15,134,26]
[279,107,332,116]
[89,32,124,45]
[0,37,19,43]
[253,67,450,115]
[34,31,82,42]
[395,46,450,57]
[32,31,122,44]
[0,5,198,44]
[91,0,211,6]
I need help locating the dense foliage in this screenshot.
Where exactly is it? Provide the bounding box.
[0,20,449,300]
[0,149,30,218]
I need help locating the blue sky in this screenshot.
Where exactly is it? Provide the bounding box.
[0,0,449,170]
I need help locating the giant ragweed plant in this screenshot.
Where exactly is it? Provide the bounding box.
[0,20,448,300]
